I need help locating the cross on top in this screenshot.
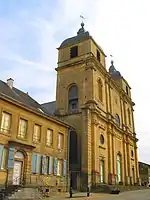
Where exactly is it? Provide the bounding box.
[80,15,86,23]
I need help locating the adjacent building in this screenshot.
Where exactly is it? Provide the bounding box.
[139,161,150,185]
[0,78,69,191]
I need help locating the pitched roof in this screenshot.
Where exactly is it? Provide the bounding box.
[0,80,43,111]
[0,80,71,127]
[41,101,56,115]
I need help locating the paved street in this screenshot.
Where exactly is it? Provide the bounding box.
[46,189,150,200]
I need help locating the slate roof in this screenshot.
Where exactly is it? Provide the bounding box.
[59,22,91,49]
[41,101,56,115]
[0,80,71,127]
[0,80,44,111]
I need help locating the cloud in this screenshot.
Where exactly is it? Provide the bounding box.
[0,0,150,163]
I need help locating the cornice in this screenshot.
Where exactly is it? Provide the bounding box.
[0,94,71,128]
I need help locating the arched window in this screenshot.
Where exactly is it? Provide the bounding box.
[127,108,131,126]
[115,114,120,126]
[68,84,78,111]
[98,79,103,102]
[15,151,24,159]
[116,153,121,183]
[100,159,104,183]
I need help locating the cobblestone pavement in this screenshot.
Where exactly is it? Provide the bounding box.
[46,189,150,200]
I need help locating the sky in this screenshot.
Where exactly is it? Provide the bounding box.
[0,0,149,163]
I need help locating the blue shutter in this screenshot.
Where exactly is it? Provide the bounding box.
[54,157,58,175]
[63,160,67,176]
[48,156,53,175]
[0,145,4,167]
[31,153,37,173]
[7,148,15,169]
[42,155,47,174]
[36,154,41,174]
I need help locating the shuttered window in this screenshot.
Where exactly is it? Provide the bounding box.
[48,156,53,175]
[31,153,41,174]
[57,159,62,176]
[1,148,7,169]
[63,160,67,176]
[7,148,15,169]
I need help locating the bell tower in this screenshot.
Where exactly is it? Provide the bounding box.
[56,22,107,115]
[55,22,108,190]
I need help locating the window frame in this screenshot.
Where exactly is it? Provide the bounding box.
[46,129,53,147]
[0,111,11,133]
[33,124,41,143]
[98,79,103,102]
[68,84,78,112]
[58,133,64,150]
[57,159,62,176]
[70,46,78,58]
[97,49,100,62]
[1,148,8,170]
[18,118,28,139]
[100,159,104,183]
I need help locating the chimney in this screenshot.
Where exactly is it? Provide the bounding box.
[7,78,14,89]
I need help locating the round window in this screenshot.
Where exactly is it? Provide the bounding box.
[100,134,104,144]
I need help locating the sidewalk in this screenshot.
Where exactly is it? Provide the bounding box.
[44,192,111,199]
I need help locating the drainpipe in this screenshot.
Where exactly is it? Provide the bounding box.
[67,129,71,192]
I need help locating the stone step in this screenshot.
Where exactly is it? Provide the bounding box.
[8,187,42,200]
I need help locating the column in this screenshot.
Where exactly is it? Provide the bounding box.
[126,137,131,184]
[81,109,88,189]
[25,151,32,185]
[134,146,140,184]
[91,120,99,185]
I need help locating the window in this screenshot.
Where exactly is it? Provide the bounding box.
[115,114,120,127]
[70,46,78,58]
[31,153,41,174]
[46,129,53,146]
[58,133,64,149]
[126,86,128,95]
[18,119,28,139]
[33,124,41,143]
[116,154,121,183]
[68,84,78,112]
[1,148,7,170]
[100,160,104,183]
[100,134,104,145]
[0,112,11,133]
[97,49,100,62]
[57,160,62,176]
[131,150,134,157]
[127,108,131,126]
[98,79,103,102]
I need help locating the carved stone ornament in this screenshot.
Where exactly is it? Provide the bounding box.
[92,119,99,125]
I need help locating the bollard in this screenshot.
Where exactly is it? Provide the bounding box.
[87,186,90,197]
[69,187,73,198]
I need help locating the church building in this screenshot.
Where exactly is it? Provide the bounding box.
[0,22,139,192]
[42,22,139,190]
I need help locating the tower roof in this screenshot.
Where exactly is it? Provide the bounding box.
[59,22,91,49]
[109,60,122,78]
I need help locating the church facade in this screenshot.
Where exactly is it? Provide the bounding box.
[45,22,139,189]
